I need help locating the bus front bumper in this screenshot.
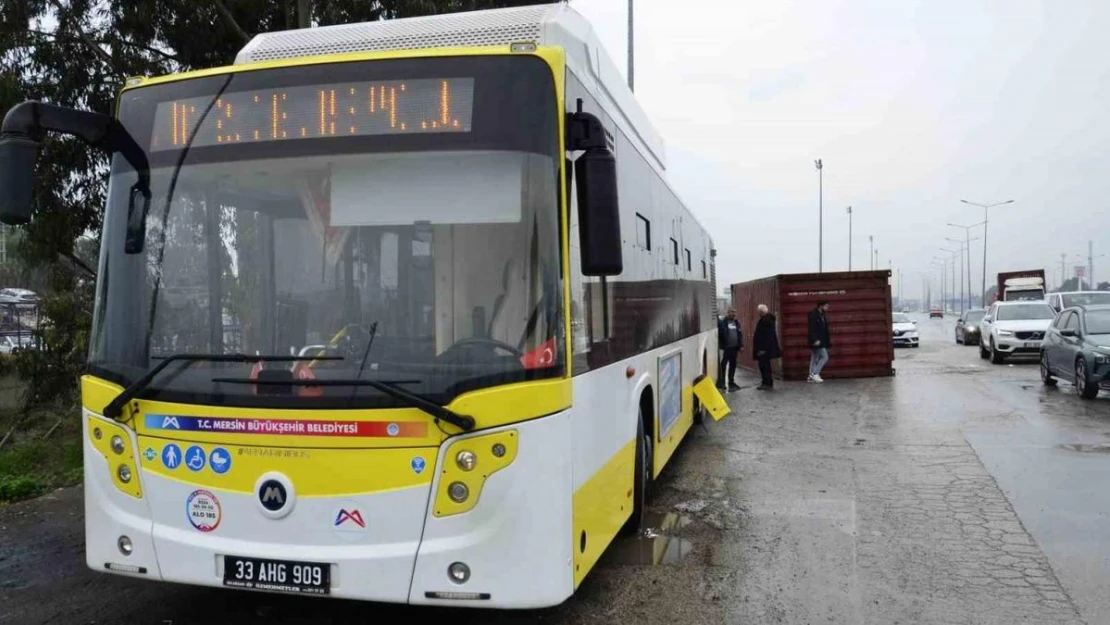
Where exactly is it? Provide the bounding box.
[83,410,574,608]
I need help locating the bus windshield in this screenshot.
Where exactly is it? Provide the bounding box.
[90,56,564,409]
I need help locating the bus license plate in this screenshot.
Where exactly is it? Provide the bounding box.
[223,555,330,595]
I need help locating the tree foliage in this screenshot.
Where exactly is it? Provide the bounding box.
[0,0,538,405]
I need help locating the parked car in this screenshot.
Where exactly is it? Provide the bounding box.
[955,308,987,345]
[1040,304,1110,399]
[0,288,39,309]
[892,312,919,348]
[929,308,944,318]
[979,300,1056,364]
[1046,291,1110,313]
[0,333,34,354]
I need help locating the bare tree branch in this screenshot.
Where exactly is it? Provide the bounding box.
[214,0,253,43]
[45,0,125,78]
[61,251,97,279]
[22,29,182,65]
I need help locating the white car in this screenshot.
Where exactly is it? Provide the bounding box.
[0,288,38,309]
[0,333,34,354]
[979,300,1056,364]
[891,312,919,347]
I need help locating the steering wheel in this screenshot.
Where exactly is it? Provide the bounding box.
[440,336,523,362]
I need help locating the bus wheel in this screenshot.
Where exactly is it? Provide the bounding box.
[622,415,653,535]
[693,353,708,425]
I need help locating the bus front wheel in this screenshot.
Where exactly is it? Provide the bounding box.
[622,415,653,535]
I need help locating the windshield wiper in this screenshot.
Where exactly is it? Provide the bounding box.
[209,376,475,431]
[102,353,343,420]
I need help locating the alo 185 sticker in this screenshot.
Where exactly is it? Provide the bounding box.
[186,489,222,532]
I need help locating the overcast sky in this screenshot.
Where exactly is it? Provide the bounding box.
[570,0,1110,300]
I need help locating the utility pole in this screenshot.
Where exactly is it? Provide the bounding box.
[816,159,823,272]
[1061,253,1067,290]
[869,235,874,270]
[627,0,634,90]
[846,206,852,270]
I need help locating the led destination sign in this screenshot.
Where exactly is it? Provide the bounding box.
[149,77,474,151]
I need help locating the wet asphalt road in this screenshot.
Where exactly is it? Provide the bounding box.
[2,313,1108,624]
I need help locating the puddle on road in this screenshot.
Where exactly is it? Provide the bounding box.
[609,511,695,565]
[1056,443,1110,454]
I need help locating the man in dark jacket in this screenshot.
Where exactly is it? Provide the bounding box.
[717,308,743,391]
[752,304,781,390]
[807,300,831,382]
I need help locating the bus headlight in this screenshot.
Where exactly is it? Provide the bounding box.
[455,450,477,471]
[87,416,142,499]
[434,429,517,517]
[448,482,469,503]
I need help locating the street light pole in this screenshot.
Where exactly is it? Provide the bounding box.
[960,199,1014,307]
[869,235,874,270]
[816,159,823,272]
[942,248,959,312]
[934,258,947,311]
[948,220,985,307]
[846,206,852,270]
[946,238,966,313]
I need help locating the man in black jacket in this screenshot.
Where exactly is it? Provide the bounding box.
[717,308,743,391]
[752,304,782,390]
[807,300,831,382]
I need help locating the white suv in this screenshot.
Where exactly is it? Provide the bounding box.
[979,300,1056,364]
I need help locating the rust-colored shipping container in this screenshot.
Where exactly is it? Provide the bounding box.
[730,270,894,380]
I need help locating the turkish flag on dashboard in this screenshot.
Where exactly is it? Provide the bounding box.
[519,338,557,369]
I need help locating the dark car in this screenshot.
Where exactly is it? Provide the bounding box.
[955,308,987,345]
[929,308,944,318]
[1040,304,1110,399]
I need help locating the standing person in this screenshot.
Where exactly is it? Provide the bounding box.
[807,300,831,382]
[752,304,781,390]
[717,308,743,391]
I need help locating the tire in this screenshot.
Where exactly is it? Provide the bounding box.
[1076,359,1099,400]
[1040,352,1057,386]
[693,360,707,426]
[622,415,653,535]
[980,342,990,360]
[990,339,1005,364]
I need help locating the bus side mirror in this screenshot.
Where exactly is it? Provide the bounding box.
[1,101,151,249]
[575,148,622,276]
[0,136,40,225]
[567,103,622,277]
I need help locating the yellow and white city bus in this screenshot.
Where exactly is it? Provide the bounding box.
[0,2,727,608]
